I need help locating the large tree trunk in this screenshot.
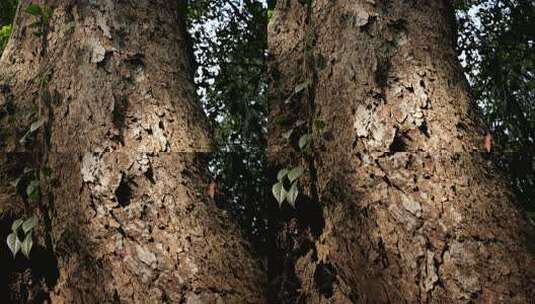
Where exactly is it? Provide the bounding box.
[0,1,265,303]
[268,0,535,303]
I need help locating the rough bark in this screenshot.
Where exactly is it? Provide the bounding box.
[0,1,265,303]
[268,0,535,303]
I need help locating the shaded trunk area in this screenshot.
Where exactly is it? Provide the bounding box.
[268,0,535,302]
[0,0,265,302]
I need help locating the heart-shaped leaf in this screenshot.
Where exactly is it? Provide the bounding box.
[22,215,38,234]
[298,134,311,150]
[288,166,304,183]
[287,182,299,207]
[26,180,40,201]
[272,182,287,206]
[6,233,20,258]
[277,169,289,181]
[10,177,22,188]
[21,233,33,259]
[11,218,24,232]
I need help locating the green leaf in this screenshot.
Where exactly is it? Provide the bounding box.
[29,118,46,132]
[29,21,42,28]
[20,118,45,144]
[42,167,52,177]
[295,120,306,127]
[32,31,43,37]
[6,233,20,258]
[284,94,294,104]
[11,218,23,232]
[0,24,12,53]
[282,129,293,140]
[25,4,42,16]
[277,169,289,181]
[22,215,37,234]
[28,190,39,201]
[272,182,286,206]
[294,80,312,94]
[287,182,299,207]
[314,119,326,131]
[288,166,304,183]
[42,5,53,22]
[298,134,311,150]
[19,131,30,144]
[267,9,274,21]
[528,211,535,226]
[21,233,33,259]
[26,180,39,201]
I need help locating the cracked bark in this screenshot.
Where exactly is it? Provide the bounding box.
[0,0,265,303]
[268,0,535,303]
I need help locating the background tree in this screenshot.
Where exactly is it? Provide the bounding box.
[267,0,534,302]
[0,0,17,52]
[0,0,265,302]
[1,0,534,302]
[457,0,535,221]
[0,0,17,25]
[188,0,270,253]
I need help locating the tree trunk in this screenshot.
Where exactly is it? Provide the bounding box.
[0,1,265,303]
[268,0,535,303]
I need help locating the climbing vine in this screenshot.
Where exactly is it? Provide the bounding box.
[272,116,326,207]
[3,2,54,260]
[271,0,327,208]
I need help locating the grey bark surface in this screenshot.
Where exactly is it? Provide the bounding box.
[0,1,265,303]
[268,0,535,303]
